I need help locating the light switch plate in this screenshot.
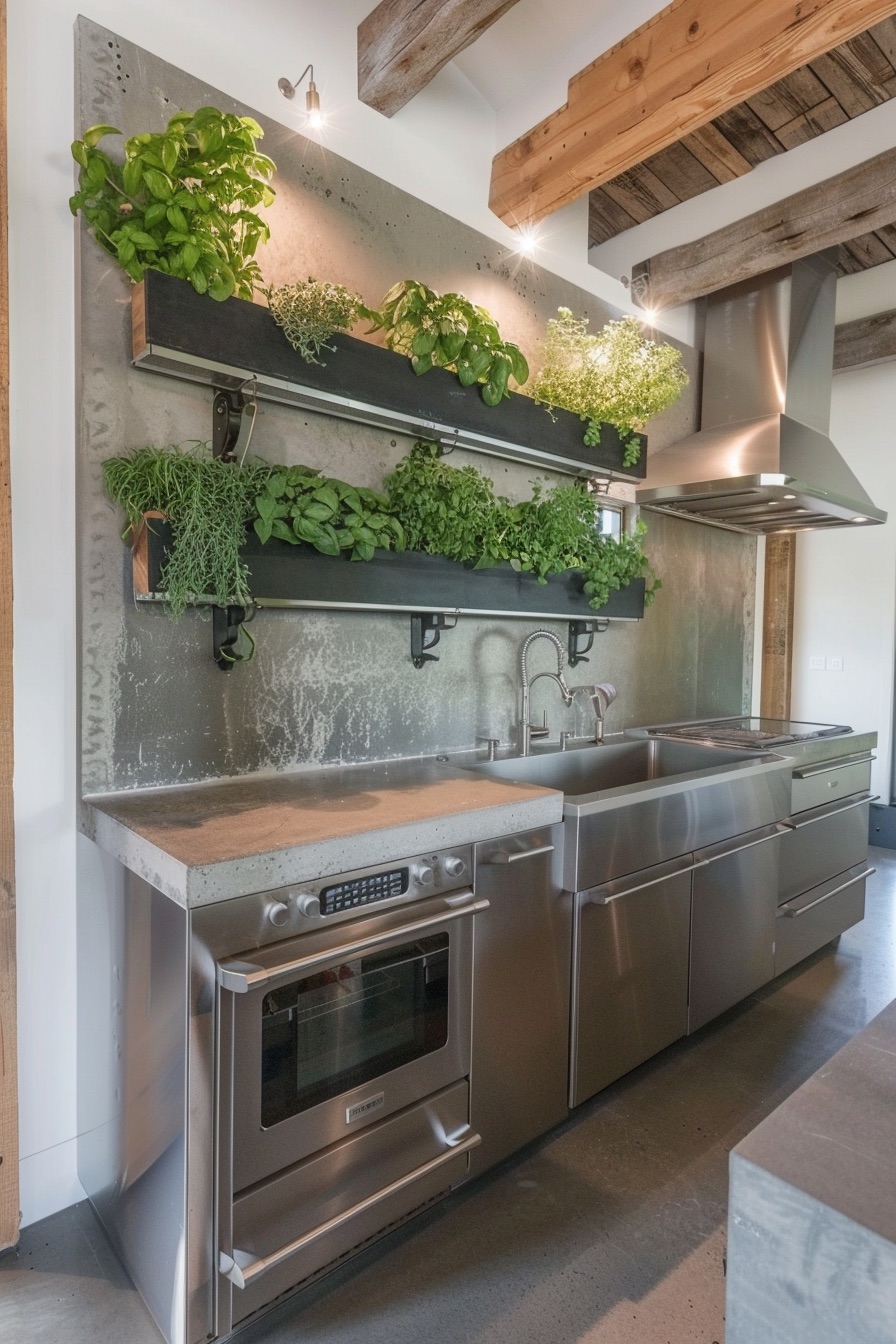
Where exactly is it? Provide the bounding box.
[827,656,844,671]
[809,655,825,670]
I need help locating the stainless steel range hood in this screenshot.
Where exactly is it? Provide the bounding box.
[636,254,887,533]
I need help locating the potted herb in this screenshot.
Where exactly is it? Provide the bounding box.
[70,106,276,301]
[531,309,688,465]
[385,442,657,609]
[264,278,369,363]
[103,443,273,615]
[367,279,529,405]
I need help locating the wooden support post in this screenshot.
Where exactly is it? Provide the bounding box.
[760,534,796,721]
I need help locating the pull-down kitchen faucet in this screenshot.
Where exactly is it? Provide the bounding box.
[518,630,573,755]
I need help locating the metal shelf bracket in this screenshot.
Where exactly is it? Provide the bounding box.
[411,613,457,669]
[568,618,608,667]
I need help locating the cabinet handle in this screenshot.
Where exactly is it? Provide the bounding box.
[792,753,875,780]
[785,793,876,829]
[780,868,875,917]
[217,896,488,993]
[220,1129,482,1289]
[485,843,555,865]
[695,822,790,865]
[585,860,700,904]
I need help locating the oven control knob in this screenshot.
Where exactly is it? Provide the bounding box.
[294,893,321,918]
[442,855,466,879]
[266,901,290,927]
[412,864,435,888]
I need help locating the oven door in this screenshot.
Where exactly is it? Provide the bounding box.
[217,890,484,1194]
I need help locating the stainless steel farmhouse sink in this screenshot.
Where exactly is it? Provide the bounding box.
[469,737,794,891]
[472,737,758,798]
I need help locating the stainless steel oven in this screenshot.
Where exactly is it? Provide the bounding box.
[204,846,485,1333]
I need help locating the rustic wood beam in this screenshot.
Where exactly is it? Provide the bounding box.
[489,0,896,226]
[0,0,19,1255]
[760,534,796,721]
[834,307,896,371]
[631,145,896,309]
[358,0,522,117]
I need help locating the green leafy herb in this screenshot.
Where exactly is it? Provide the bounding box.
[253,467,405,561]
[366,279,529,405]
[532,309,688,461]
[264,278,370,363]
[385,442,658,609]
[70,107,276,301]
[102,443,273,615]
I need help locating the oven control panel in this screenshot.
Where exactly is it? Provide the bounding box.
[268,845,474,928]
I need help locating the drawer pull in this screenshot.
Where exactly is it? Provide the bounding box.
[485,843,554,865]
[792,753,875,780]
[787,793,876,829]
[780,868,875,917]
[220,1129,482,1289]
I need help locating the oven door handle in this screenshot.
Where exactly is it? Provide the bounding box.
[217,894,488,994]
[219,1127,482,1290]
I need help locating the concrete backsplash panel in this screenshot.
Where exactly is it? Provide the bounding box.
[76,18,755,796]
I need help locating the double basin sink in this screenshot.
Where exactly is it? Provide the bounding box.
[468,735,794,891]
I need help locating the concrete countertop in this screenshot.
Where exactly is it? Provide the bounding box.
[82,755,562,908]
[726,995,896,1342]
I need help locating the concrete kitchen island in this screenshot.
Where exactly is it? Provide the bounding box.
[726,995,896,1342]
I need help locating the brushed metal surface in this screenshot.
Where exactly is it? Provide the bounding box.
[779,796,871,902]
[563,755,792,891]
[77,868,193,1344]
[570,861,692,1107]
[689,826,781,1033]
[469,826,569,1175]
[774,864,869,977]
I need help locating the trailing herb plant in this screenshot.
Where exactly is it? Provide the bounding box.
[385,442,658,610]
[70,107,276,300]
[367,279,529,405]
[264,278,369,363]
[103,443,273,616]
[253,467,405,560]
[531,309,688,465]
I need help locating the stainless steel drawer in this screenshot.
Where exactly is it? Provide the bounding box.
[790,754,873,813]
[778,793,871,904]
[224,1079,475,1327]
[775,863,872,977]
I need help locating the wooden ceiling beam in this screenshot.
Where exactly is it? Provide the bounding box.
[489,0,896,227]
[630,145,896,309]
[358,0,521,117]
[834,308,896,371]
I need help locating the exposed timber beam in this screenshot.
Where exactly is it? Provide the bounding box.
[358,0,522,117]
[489,0,896,227]
[630,145,896,309]
[834,308,896,371]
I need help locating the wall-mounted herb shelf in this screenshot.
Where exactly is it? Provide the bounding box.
[133,518,646,624]
[131,272,648,482]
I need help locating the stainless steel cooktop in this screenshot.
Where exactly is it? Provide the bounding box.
[653,718,852,748]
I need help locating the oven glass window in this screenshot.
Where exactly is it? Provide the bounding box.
[260,933,450,1127]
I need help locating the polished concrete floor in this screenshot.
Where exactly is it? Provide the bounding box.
[4,847,896,1344]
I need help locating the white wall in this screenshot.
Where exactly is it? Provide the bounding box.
[792,364,896,802]
[6,0,683,1228]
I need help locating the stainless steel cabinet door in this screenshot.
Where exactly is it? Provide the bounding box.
[689,825,783,1033]
[570,861,692,1108]
[470,827,570,1174]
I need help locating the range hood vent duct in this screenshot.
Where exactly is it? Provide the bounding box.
[636,255,887,533]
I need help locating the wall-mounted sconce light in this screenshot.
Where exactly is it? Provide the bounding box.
[278,64,323,129]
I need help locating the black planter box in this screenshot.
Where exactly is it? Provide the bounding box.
[137,520,645,622]
[132,271,647,482]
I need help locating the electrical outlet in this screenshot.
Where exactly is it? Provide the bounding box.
[809,656,825,670]
[827,656,844,671]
